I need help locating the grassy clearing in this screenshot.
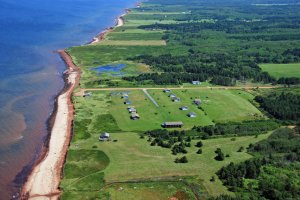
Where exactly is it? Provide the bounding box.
[103,180,197,200]
[168,89,264,123]
[61,89,270,198]
[74,131,272,197]
[260,63,300,78]
[107,32,163,41]
[124,19,180,26]
[85,89,265,132]
[97,40,166,46]
[109,90,214,131]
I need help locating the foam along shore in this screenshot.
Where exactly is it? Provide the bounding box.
[21,50,80,200]
[90,11,127,44]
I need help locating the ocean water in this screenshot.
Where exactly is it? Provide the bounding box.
[0,0,137,198]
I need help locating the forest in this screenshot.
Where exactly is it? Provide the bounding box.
[124,53,275,85]
[255,92,300,121]
[213,127,300,200]
[122,0,300,86]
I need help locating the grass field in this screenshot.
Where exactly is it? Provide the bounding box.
[97,40,166,46]
[60,89,269,199]
[61,131,272,199]
[260,63,300,78]
[109,89,264,131]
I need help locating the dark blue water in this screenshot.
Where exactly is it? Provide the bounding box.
[0,0,137,198]
[91,63,126,76]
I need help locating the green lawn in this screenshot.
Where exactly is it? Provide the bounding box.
[109,89,264,132]
[60,89,269,199]
[64,131,272,198]
[260,63,300,78]
[107,32,163,41]
[102,181,197,200]
[97,40,166,46]
[169,89,264,123]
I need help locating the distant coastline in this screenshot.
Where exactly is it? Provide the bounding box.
[20,10,129,200]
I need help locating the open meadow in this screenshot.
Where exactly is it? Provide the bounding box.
[109,89,264,131]
[60,88,270,199]
[260,63,300,78]
[61,129,272,199]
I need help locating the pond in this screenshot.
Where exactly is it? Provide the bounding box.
[90,64,126,76]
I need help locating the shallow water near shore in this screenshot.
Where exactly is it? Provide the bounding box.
[0,0,137,198]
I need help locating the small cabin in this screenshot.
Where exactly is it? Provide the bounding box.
[162,121,183,128]
[188,112,197,118]
[163,89,171,93]
[124,100,132,105]
[194,99,201,105]
[131,113,140,120]
[192,81,201,85]
[83,92,92,97]
[169,94,176,98]
[99,132,110,141]
[180,106,188,111]
[128,108,137,113]
[172,97,181,102]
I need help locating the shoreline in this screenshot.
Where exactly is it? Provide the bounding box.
[20,7,130,200]
[89,10,129,44]
[20,50,80,199]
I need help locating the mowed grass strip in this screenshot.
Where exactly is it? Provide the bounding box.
[260,63,300,78]
[97,40,166,46]
[80,132,272,196]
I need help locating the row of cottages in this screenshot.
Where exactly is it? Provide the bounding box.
[122,93,140,120]
[127,106,140,120]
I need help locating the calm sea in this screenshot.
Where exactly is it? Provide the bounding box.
[0,0,137,198]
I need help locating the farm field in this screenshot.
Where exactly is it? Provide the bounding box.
[260,63,300,78]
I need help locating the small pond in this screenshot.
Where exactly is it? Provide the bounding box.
[90,64,126,76]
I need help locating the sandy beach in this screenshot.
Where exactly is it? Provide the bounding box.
[20,50,80,200]
[90,10,127,44]
[20,8,128,200]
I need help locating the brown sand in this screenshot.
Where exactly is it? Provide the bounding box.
[20,50,80,200]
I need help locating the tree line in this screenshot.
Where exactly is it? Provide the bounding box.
[214,127,300,200]
[255,92,300,121]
